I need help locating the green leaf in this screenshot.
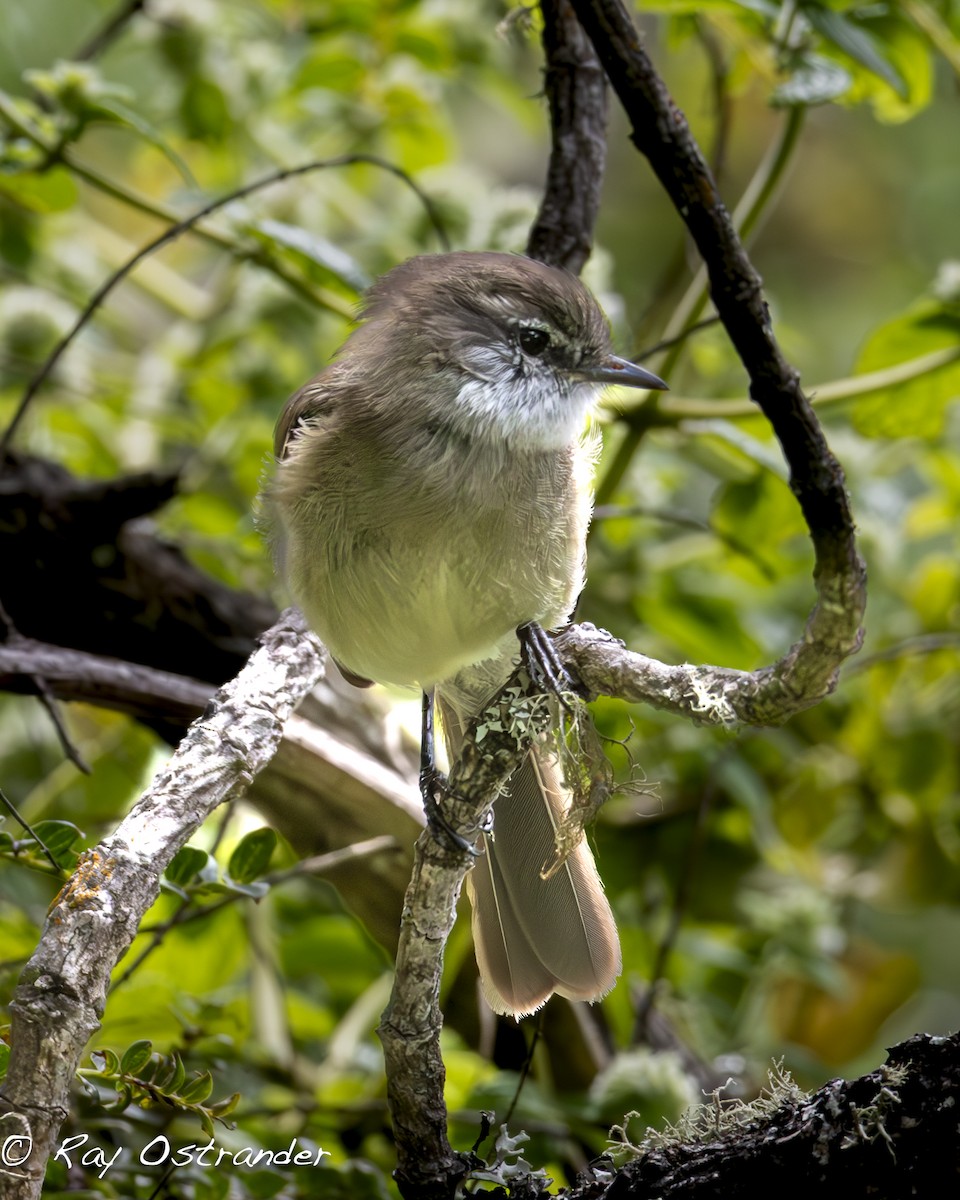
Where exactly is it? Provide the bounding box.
[154,1053,187,1092]
[806,4,907,96]
[251,219,369,293]
[208,1091,241,1118]
[0,1041,10,1082]
[228,828,277,885]
[119,1040,153,1076]
[222,879,270,899]
[90,98,199,189]
[30,820,84,865]
[0,166,79,212]
[89,1047,121,1075]
[851,300,960,438]
[194,1172,231,1200]
[107,1082,134,1111]
[179,77,232,141]
[165,845,211,887]
[245,1170,288,1198]
[179,1071,214,1104]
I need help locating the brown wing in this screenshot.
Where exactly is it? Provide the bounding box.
[273,363,345,460]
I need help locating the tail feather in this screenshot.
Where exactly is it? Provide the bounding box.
[467,822,559,1016]
[459,746,621,1017]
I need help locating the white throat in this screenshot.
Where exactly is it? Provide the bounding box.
[451,369,601,451]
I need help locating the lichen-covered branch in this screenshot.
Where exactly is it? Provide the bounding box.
[0,611,324,1200]
[564,1031,960,1198]
[556,621,853,728]
[377,680,555,1200]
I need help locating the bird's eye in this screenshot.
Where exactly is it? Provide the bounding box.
[518,326,550,356]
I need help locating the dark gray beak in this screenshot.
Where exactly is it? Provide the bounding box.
[575,354,668,391]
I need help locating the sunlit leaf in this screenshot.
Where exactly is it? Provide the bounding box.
[251,219,369,292]
[119,1039,154,1076]
[851,300,960,437]
[806,4,907,96]
[0,166,78,212]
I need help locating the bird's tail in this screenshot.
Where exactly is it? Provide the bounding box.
[437,689,621,1017]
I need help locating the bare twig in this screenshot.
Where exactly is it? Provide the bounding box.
[0,787,62,875]
[0,597,90,773]
[75,0,147,60]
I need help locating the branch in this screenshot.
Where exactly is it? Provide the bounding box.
[526,0,608,274]
[0,610,324,1200]
[0,453,277,733]
[0,635,214,728]
[74,0,147,61]
[377,670,565,1199]
[563,1032,960,1198]
[557,622,847,728]
[571,0,865,702]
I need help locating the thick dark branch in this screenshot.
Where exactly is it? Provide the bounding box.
[0,636,212,737]
[527,0,608,274]
[0,453,278,690]
[569,0,866,694]
[563,1032,960,1198]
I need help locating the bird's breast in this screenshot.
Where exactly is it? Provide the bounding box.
[277,434,593,688]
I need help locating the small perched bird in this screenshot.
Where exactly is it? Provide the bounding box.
[264,251,666,1016]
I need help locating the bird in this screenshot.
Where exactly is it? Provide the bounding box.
[263,250,666,1016]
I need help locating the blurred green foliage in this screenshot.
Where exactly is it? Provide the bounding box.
[1,0,959,1195]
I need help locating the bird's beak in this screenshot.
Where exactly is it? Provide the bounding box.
[574,355,668,391]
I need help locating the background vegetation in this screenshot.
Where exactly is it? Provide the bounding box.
[1,0,958,1195]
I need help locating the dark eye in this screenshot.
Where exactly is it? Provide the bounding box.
[518,326,550,356]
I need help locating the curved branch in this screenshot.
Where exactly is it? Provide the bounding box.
[557,622,848,728]
[571,0,865,690]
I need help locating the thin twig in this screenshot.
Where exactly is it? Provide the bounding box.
[843,631,960,675]
[0,787,63,875]
[30,675,91,775]
[0,154,448,455]
[643,342,960,422]
[75,0,147,61]
[0,598,90,773]
[696,17,733,183]
[597,105,807,503]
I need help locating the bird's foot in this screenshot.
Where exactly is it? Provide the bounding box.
[516,621,578,710]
